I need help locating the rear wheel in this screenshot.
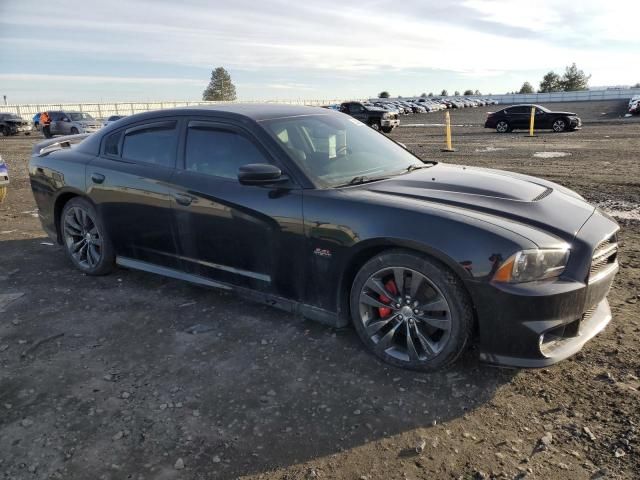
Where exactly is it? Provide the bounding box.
[0,126,9,136]
[61,197,115,275]
[495,120,510,133]
[381,126,393,134]
[70,127,79,135]
[552,118,567,132]
[350,250,473,371]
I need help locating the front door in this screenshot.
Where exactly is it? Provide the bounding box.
[87,118,181,268]
[170,119,305,300]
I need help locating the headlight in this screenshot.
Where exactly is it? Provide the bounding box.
[493,248,569,283]
[382,113,390,119]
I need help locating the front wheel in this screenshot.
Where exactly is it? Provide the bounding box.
[350,250,473,371]
[370,121,381,131]
[381,126,394,133]
[61,197,115,275]
[552,118,567,132]
[70,127,79,135]
[495,120,510,133]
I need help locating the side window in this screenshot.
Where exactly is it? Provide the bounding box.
[185,125,269,180]
[50,112,63,121]
[104,131,122,156]
[351,104,364,113]
[121,122,177,167]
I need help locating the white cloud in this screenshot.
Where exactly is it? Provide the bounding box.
[2,0,640,99]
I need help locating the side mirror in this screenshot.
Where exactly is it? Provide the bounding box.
[238,163,286,185]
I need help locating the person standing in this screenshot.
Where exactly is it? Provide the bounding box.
[40,111,51,138]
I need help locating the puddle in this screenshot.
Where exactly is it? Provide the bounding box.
[595,200,640,221]
[533,152,571,158]
[475,146,506,153]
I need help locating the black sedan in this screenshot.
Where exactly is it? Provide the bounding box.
[485,104,582,133]
[28,105,618,371]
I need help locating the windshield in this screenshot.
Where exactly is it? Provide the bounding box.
[68,112,95,121]
[263,114,427,187]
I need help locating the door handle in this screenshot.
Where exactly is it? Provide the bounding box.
[174,193,193,206]
[91,173,105,184]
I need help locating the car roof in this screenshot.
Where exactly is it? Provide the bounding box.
[132,103,335,122]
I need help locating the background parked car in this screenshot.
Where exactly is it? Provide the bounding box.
[102,115,126,127]
[0,154,8,203]
[485,104,582,133]
[0,113,33,136]
[42,111,102,138]
[340,101,399,132]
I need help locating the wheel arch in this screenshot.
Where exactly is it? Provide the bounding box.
[336,238,474,327]
[53,190,94,244]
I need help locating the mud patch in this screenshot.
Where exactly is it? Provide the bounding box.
[596,200,640,221]
[474,146,506,153]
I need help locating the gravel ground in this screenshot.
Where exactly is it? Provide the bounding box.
[0,101,638,480]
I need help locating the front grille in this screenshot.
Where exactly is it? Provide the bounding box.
[590,235,618,278]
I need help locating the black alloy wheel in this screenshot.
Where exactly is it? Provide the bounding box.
[350,251,473,371]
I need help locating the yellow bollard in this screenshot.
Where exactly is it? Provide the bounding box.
[529,106,536,137]
[441,110,456,152]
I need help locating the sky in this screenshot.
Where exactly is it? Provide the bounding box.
[1,0,639,103]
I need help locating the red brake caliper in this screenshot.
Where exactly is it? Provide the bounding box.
[378,280,398,318]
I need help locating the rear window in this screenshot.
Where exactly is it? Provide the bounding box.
[104,131,122,156]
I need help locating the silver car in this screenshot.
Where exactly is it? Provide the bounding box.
[46,111,102,137]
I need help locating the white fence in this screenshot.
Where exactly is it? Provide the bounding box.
[1,99,353,120]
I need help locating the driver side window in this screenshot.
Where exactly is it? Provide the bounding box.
[185,125,270,180]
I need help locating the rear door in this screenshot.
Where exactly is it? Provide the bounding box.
[169,118,305,299]
[49,111,66,135]
[87,118,182,268]
[346,103,368,123]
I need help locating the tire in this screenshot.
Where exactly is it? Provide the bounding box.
[381,126,394,134]
[552,118,567,132]
[0,186,6,203]
[370,121,381,131]
[0,127,9,137]
[70,127,79,135]
[60,197,115,276]
[495,120,510,133]
[350,250,473,371]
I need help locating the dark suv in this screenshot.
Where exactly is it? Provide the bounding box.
[339,102,399,133]
[485,104,582,133]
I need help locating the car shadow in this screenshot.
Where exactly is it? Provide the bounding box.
[0,238,517,479]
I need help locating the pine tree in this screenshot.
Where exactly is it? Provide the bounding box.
[202,67,237,101]
[519,82,534,94]
[539,71,562,93]
[560,63,590,91]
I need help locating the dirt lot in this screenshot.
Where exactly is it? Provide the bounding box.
[0,101,638,480]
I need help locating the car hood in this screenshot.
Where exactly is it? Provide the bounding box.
[549,111,578,116]
[359,164,595,241]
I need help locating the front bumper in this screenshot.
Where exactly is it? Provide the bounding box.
[381,119,400,128]
[471,212,619,368]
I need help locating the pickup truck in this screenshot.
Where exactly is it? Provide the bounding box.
[339,102,400,133]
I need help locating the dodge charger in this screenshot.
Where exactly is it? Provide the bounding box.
[28,105,619,371]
